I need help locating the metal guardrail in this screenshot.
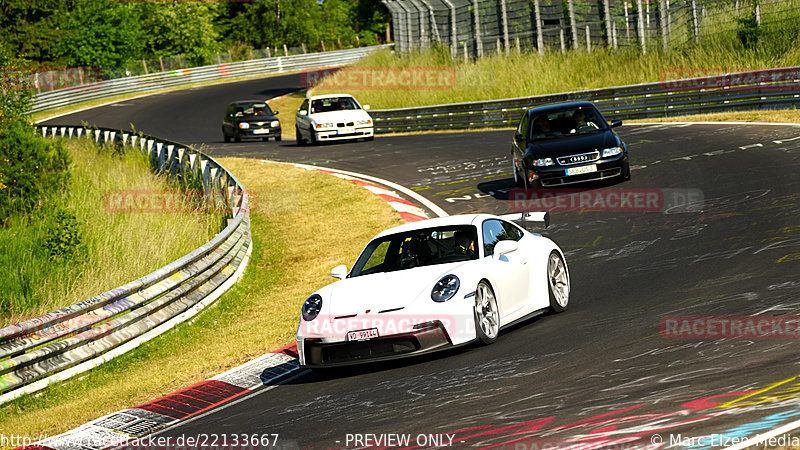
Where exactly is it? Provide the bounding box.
[28,45,393,114]
[0,126,251,404]
[370,66,800,133]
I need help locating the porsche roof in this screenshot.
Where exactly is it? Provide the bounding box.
[374,214,495,238]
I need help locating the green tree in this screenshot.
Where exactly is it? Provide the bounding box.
[0,0,69,67]
[139,2,222,66]
[53,0,145,71]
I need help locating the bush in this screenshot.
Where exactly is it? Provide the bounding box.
[0,118,71,221]
[42,207,84,261]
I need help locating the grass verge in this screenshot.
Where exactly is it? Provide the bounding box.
[0,159,403,440]
[0,139,220,327]
[268,91,306,139]
[312,11,800,110]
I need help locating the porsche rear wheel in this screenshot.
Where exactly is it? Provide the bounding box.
[474,281,499,344]
[547,251,570,313]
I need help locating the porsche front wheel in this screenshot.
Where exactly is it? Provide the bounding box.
[474,281,499,344]
[547,251,570,313]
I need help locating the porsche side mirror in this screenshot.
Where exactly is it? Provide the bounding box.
[493,240,519,259]
[610,119,623,128]
[273,110,279,115]
[514,133,526,142]
[330,264,348,279]
[299,110,307,116]
[363,105,370,110]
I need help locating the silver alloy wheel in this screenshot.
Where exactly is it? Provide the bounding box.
[548,252,570,308]
[475,281,499,341]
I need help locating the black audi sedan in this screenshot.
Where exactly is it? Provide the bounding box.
[511,101,630,188]
[222,100,281,142]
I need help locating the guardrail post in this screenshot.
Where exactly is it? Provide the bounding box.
[472,0,483,58]
[500,0,510,55]
[441,0,457,57]
[586,25,591,53]
[659,0,668,51]
[534,0,544,55]
[603,0,612,47]
[637,0,647,54]
[568,0,578,50]
[755,0,761,26]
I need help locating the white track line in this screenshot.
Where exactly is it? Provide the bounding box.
[262,160,449,218]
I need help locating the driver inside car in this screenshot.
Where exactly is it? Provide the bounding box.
[454,231,476,257]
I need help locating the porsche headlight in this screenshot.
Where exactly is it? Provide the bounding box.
[302,294,323,321]
[431,275,460,302]
[238,122,250,129]
[602,146,623,157]
[532,158,554,167]
[271,120,280,128]
[315,122,334,129]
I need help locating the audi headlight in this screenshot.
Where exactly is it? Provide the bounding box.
[431,275,460,302]
[356,119,372,126]
[238,122,250,129]
[271,120,280,128]
[602,146,623,157]
[302,294,323,321]
[532,158,554,167]
[315,122,334,129]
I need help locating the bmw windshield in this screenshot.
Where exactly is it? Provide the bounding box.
[350,225,479,277]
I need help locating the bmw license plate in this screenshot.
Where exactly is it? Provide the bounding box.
[338,127,356,135]
[253,128,270,134]
[347,328,379,341]
[565,164,598,176]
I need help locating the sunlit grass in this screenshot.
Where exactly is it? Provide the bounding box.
[314,0,800,110]
[0,139,221,326]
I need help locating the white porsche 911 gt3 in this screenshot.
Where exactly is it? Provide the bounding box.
[296,212,570,368]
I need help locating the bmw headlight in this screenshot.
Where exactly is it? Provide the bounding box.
[431,275,460,302]
[315,122,334,129]
[302,294,323,321]
[532,158,554,167]
[602,146,623,157]
[356,119,372,126]
[238,122,250,129]
[271,120,280,128]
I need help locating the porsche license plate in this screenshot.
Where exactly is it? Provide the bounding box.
[347,328,379,341]
[253,128,270,134]
[565,164,597,176]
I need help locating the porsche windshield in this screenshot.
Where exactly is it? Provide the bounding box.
[350,225,479,277]
[530,107,607,140]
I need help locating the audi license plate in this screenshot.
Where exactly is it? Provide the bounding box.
[253,128,270,134]
[347,328,379,341]
[565,164,598,176]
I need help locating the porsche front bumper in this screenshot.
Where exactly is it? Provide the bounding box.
[298,321,453,368]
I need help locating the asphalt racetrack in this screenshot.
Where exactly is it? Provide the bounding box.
[44,73,800,449]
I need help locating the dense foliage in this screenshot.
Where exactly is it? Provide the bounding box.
[0,46,70,221]
[0,0,390,70]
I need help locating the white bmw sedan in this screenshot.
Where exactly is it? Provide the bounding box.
[295,94,374,145]
[296,212,570,368]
